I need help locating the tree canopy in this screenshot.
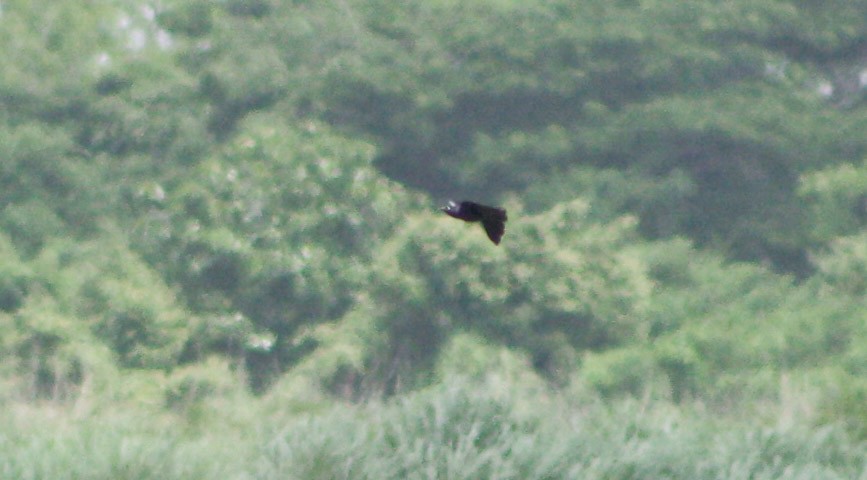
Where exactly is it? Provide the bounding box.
[3,0,867,474]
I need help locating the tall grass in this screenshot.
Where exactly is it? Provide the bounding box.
[2,382,865,480]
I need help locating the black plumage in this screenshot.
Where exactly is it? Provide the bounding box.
[441,200,508,245]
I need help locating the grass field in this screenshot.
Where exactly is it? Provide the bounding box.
[3,380,865,480]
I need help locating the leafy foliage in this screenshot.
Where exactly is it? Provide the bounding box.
[130,115,417,389]
[2,0,867,472]
[305,200,651,394]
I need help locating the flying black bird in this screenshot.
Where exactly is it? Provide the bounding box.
[441,200,508,245]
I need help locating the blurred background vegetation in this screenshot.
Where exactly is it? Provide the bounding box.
[3,0,867,477]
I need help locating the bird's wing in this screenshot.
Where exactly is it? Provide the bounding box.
[467,202,507,222]
[481,218,505,245]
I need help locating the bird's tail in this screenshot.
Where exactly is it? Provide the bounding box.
[479,205,507,222]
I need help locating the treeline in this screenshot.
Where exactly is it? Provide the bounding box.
[1,0,867,442]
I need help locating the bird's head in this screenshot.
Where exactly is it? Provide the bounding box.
[441,200,459,215]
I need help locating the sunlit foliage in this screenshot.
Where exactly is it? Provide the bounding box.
[2,0,867,472]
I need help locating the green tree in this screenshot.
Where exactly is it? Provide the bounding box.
[303,200,651,395]
[132,116,417,389]
[281,0,867,271]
